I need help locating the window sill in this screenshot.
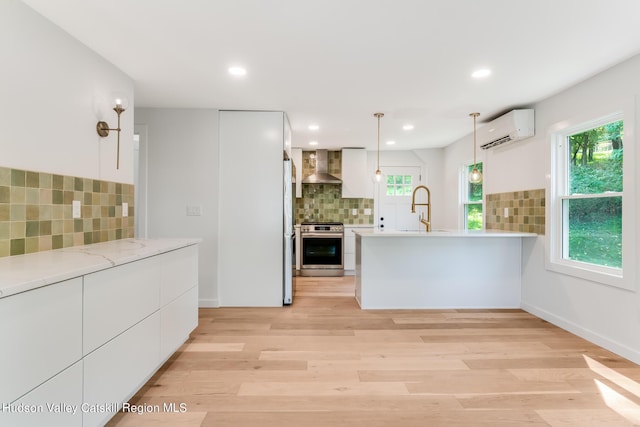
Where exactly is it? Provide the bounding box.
[545,258,632,291]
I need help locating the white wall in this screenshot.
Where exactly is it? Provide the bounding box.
[1,0,134,183]
[134,108,219,307]
[444,54,640,363]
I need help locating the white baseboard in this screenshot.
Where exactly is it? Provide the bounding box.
[198,298,219,308]
[521,302,640,365]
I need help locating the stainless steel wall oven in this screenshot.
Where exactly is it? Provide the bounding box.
[300,222,344,276]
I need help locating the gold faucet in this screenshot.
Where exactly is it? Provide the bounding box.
[411,185,431,232]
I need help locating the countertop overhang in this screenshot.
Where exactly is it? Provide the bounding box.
[0,238,201,299]
[353,229,537,238]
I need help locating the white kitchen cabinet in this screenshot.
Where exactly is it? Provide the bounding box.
[343,226,373,273]
[83,312,161,427]
[0,277,82,404]
[219,110,288,306]
[0,240,199,427]
[83,256,161,355]
[3,361,83,427]
[292,148,302,198]
[341,148,372,199]
[159,245,199,357]
[162,286,198,358]
[160,245,198,305]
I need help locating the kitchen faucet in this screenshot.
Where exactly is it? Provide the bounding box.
[411,185,431,232]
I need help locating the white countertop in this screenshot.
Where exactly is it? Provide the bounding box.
[0,238,201,299]
[295,224,374,228]
[354,229,537,238]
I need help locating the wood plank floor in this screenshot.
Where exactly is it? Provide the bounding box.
[107,277,640,426]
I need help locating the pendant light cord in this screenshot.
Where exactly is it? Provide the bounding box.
[377,114,381,170]
[471,112,479,167]
[374,112,384,175]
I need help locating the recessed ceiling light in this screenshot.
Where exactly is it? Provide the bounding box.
[386,140,396,145]
[309,141,318,146]
[471,68,491,79]
[308,124,319,131]
[228,66,247,76]
[402,124,414,131]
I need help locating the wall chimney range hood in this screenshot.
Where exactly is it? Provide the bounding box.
[302,149,342,184]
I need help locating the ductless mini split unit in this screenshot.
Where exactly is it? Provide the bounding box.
[477,109,534,149]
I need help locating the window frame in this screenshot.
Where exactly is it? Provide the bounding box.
[385,174,414,197]
[547,110,635,290]
[460,162,483,231]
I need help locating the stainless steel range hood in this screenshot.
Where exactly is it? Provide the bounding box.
[302,149,342,184]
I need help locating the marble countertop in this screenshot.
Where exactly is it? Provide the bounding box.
[354,229,537,238]
[0,238,201,299]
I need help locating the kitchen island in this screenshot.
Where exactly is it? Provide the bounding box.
[354,229,536,309]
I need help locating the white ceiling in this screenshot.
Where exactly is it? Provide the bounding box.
[20,0,640,151]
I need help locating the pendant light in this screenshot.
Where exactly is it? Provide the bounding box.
[374,112,384,182]
[468,112,483,184]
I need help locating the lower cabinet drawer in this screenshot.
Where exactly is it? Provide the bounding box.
[160,245,199,305]
[1,361,83,427]
[83,257,161,355]
[161,286,198,359]
[83,312,161,427]
[0,277,82,404]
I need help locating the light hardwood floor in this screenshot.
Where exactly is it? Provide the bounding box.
[108,277,640,426]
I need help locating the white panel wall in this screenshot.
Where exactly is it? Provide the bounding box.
[444,54,640,363]
[1,0,134,183]
[218,111,284,307]
[135,108,219,307]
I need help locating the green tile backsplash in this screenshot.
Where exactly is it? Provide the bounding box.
[485,188,545,235]
[0,165,134,257]
[295,151,374,225]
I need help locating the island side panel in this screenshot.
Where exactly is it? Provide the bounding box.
[355,234,362,306]
[358,236,522,309]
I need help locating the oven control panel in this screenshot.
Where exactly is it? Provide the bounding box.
[301,223,344,233]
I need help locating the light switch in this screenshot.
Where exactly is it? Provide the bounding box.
[504,207,509,218]
[72,200,81,218]
[122,202,128,217]
[186,205,202,216]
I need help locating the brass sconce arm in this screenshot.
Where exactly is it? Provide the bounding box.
[96,102,126,170]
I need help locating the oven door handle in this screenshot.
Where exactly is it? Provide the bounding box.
[302,232,344,238]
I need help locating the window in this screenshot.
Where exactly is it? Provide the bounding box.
[550,113,627,285]
[386,174,413,196]
[462,163,483,230]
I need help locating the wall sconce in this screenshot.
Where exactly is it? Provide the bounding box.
[96,95,128,170]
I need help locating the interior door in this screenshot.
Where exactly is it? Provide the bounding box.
[376,166,423,231]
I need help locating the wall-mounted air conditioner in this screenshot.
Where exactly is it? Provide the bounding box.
[478,109,534,150]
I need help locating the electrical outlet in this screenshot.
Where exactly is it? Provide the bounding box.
[122,202,128,217]
[72,200,81,218]
[352,209,358,216]
[364,208,372,215]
